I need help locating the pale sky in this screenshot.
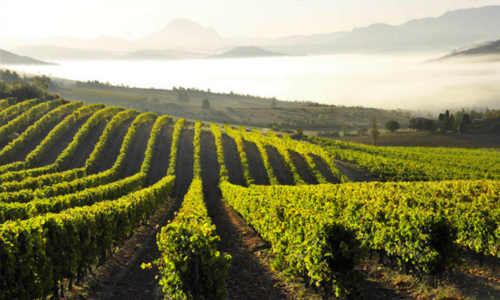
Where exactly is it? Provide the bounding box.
[1,0,500,40]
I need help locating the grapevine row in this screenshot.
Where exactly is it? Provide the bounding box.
[152,121,231,299]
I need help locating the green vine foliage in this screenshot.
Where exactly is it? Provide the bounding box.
[151,121,231,300]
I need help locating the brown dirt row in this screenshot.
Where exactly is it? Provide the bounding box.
[200,131,291,299]
[38,115,91,167]
[120,122,154,178]
[64,119,110,170]
[243,140,270,185]
[173,129,194,198]
[221,134,246,186]
[289,150,318,184]
[94,118,135,173]
[70,127,193,300]
[146,126,172,186]
[9,113,71,163]
[334,159,380,182]
[310,154,340,184]
[266,145,294,185]
[78,197,184,300]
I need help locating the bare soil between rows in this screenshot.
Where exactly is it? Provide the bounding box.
[94,117,135,173]
[121,122,154,178]
[221,134,246,186]
[39,115,91,166]
[73,197,183,300]
[201,131,292,299]
[266,145,293,185]
[173,129,194,198]
[310,154,340,184]
[289,150,317,184]
[243,140,270,185]
[147,125,172,186]
[64,119,109,170]
[334,159,380,182]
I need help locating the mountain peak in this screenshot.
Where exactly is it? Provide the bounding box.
[140,19,221,48]
[162,19,213,32]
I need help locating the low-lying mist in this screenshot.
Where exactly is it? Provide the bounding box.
[5,53,500,112]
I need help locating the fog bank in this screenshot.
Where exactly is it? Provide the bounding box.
[4,53,500,112]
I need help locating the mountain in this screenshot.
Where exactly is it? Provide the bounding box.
[268,32,349,47]
[438,39,500,61]
[0,49,54,65]
[10,46,114,61]
[326,5,500,52]
[10,45,204,62]
[5,6,500,58]
[119,49,206,60]
[82,36,144,52]
[210,46,286,59]
[139,19,223,49]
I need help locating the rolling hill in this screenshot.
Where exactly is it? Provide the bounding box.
[0,49,54,65]
[210,46,287,59]
[438,39,500,61]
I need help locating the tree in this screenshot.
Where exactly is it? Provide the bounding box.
[270,122,281,131]
[341,124,349,136]
[385,120,400,133]
[408,118,417,131]
[371,118,380,146]
[458,122,469,133]
[294,128,304,139]
[462,114,471,125]
[438,110,455,132]
[423,119,434,132]
[177,91,190,103]
[201,99,210,109]
[9,79,48,101]
[357,128,368,136]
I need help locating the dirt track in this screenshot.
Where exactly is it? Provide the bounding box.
[310,154,340,184]
[147,125,172,186]
[201,131,291,299]
[121,122,154,178]
[334,159,380,182]
[266,145,293,185]
[64,119,109,170]
[243,140,270,185]
[221,134,246,186]
[94,118,135,173]
[289,150,317,184]
[38,116,91,166]
[173,129,194,198]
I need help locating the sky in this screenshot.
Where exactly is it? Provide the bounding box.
[1,0,500,41]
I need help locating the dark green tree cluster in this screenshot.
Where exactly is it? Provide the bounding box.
[176,91,190,103]
[0,79,51,102]
[438,110,456,132]
[0,70,23,84]
[385,120,400,133]
[201,99,210,109]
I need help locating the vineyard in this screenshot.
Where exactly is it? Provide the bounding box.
[1,97,500,300]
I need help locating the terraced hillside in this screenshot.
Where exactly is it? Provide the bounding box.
[1,97,500,300]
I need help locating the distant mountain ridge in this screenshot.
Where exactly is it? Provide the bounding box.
[437,39,500,61]
[210,46,286,59]
[0,49,54,65]
[4,5,500,59]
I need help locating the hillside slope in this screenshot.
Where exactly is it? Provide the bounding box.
[0,49,54,65]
